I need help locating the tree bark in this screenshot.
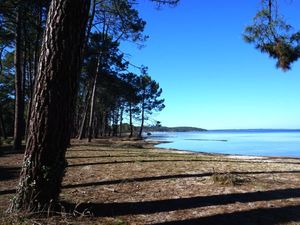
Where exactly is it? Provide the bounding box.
[78,87,91,140]
[26,0,43,141]
[22,20,28,140]
[0,49,6,140]
[138,98,145,138]
[101,111,106,136]
[119,106,123,137]
[13,7,25,151]
[10,0,90,212]
[83,0,96,54]
[77,0,96,140]
[0,106,6,139]
[129,103,133,138]
[93,113,98,138]
[87,59,100,142]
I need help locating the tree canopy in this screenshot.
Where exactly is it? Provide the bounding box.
[244,0,300,70]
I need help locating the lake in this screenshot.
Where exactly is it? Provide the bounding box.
[148,130,300,157]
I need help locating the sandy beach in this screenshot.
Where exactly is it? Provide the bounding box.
[1,138,300,224]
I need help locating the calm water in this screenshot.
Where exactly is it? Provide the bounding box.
[148,130,300,157]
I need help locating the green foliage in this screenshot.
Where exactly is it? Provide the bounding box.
[0,0,49,139]
[94,0,148,44]
[135,68,165,136]
[0,51,15,136]
[138,72,165,114]
[150,0,180,7]
[144,126,206,132]
[243,0,300,70]
[0,0,171,139]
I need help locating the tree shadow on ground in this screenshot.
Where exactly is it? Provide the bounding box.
[0,145,25,157]
[66,155,148,159]
[67,149,141,153]
[62,187,300,217]
[71,143,111,147]
[149,204,300,225]
[0,189,15,195]
[2,170,299,196]
[67,159,300,168]
[63,170,300,189]
[0,166,21,181]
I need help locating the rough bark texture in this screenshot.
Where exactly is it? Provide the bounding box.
[119,107,123,137]
[101,111,106,136]
[0,106,6,139]
[10,0,90,212]
[87,60,100,142]
[139,97,145,138]
[25,1,43,141]
[13,7,25,151]
[129,103,133,137]
[0,49,7,140]
[77,91,90,140]
[76,0,95,140]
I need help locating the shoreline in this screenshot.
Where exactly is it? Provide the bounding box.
[145,138,300,160]
[2,137,300,225]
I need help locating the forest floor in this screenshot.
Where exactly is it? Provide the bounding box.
[1,138,300,224]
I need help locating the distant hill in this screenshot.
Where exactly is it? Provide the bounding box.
[144,126,207,132]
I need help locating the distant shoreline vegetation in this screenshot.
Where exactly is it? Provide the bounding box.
[143,127,300,133]
[210,129,300,132]
[144,126,207,132]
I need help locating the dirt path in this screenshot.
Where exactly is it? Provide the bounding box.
[1,138,300,224]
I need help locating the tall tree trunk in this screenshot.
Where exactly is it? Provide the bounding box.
[138,100,145,138]
[112,109,119,137]
[22,21,28,139]
[0,106,6,139]
[101,111,106,136]
[129,103,133,138]
[93,114,98,138]
[0,49,6,140]
[13,7,25,151]
[9,0,90,212]
[26,1,43,141]
[119,106,123,137]
[83,0,96,53]
[87,73,97,142]
[78,104,88,139]
[76,0,96,141]
[78,87,91,140]
[87,59,100,142]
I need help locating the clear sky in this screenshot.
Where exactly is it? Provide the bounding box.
[121,0,300,130]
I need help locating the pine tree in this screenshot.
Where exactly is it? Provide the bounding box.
[10,0,90,212]
[244,0,300,70]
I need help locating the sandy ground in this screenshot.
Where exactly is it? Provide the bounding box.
[1,138,300,224]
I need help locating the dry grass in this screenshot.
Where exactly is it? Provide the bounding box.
[1,138,300,224]
[211,172,251,186]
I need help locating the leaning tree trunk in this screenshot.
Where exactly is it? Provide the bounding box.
[119,106,123,137]
[87,60,100,142]
[129,103,133,138]
[77,0,95,141]
[9,0,90,212]
[138,100,145,138]
[13,7,25,151]
[78,87,91,140]
[0,50,7,140]
[0,106,6,139]
[26,2,43,141]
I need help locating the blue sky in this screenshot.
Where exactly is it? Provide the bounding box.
[121,0,300,129]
